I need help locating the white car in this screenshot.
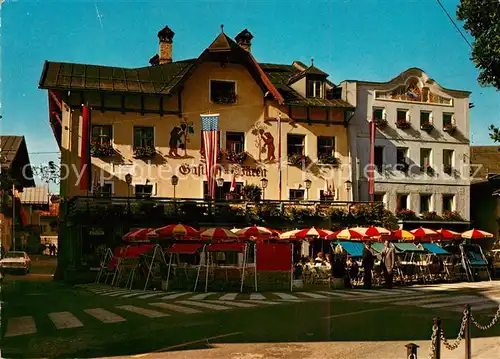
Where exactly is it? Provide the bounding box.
[0,251,31,274]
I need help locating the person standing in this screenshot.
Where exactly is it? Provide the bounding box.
[362,241,375,289]
[381,240,395,288]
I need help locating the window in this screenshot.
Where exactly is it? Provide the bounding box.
[287,134,305,156]
[317,136,335,157]
[289,189,305,201]
[135,184,153,198]
[443,149,454,174]
[397,194,408,211]
[374,193,385,203]
[210,80,236,104]
[420,111,431,125]
[443,194,454,212]
[226,132,245,153]
[92,125,112,144]
[443,113,453,126]
[396,147,409,171]
[420,148,432,168]
[374,146,384,172]
[420,194,431,213]
[93,183,113,198]
[306,80,323,98]
[320,189,335,201]
[134,127,154,148]
[373,108,384,120]
[397,110,407,122]
[204,181,243,200]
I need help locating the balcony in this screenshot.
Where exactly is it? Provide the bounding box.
[133,146,156,159]
[396,119,411,130]
[443,123,457,134]
[90,142,115,158]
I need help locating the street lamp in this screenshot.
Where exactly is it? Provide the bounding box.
[171,175,179,200]
[216,177,224,200]
[344,180,352,202]
[125,173,132,213]
[260,177,268,200]
[304,179,312,200]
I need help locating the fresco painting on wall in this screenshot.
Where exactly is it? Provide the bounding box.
[168,119,195,158]
[375,77,452,105]
[251,122,275,163]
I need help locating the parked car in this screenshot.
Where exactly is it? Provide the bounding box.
[0,251,31,274]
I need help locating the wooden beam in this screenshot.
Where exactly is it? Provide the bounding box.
[293,118,344,125]
[159,96,164,117]
[140,96,145,116]
[48,90,62,110]
[70,104,179,115]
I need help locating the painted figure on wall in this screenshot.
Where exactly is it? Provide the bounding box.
[251,122,268,162]
[169,126,183,157]
[261,132,276,162]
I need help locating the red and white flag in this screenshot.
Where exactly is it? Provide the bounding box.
[230,172,236,192]
[201,114,219,199]
[368,119,376,200]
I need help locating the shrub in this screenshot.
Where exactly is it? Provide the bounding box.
[421,211,443,221]
[442,211,465,222]
[241,184,262,202]
[327,207,347,222]
[256,203,281,218]
[396,209,418,221]
[285,207,315,224]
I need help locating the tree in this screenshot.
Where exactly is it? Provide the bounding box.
[457,1,500,141]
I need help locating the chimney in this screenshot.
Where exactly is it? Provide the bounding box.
[157,25,175,64]
[235,29,253,52]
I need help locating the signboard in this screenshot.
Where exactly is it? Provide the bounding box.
[178,163,268,177]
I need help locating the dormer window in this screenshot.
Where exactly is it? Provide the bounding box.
[210,80,237,104]
[307,80,323,98]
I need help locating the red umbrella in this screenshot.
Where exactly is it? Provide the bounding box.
[200,228,239,242]
[151,224,199,239]
[285,227,333,240]
[410,227,440,242]
[122,228,154,243]
[461,229,494,239]
[234,226,273,240]
[326,229,365,241]
[436,228,461,240]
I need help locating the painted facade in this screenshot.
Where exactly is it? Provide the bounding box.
[341,68,471,220]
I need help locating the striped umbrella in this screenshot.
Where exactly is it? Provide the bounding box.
[461,229,494,239]
[122,228,155,243]
[351,226,391,237]
[436,228,461,240]
[200,228,238,242]
[410,227,439,241]
[234,225,273,240]
[392,229,415,241]
[151,224,199,239]
[282,227,333,240]
[326,229,365,241]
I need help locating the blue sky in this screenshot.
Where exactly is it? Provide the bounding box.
[1,0,499,192]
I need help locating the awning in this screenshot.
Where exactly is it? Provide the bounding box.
[207,242,246,252]
[393,243,426,253]
[371,243,402,254]
[167,243,204,254]
[334,241,364,257]
[421,243,450,255]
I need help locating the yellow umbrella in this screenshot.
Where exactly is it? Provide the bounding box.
[392,229,415,241]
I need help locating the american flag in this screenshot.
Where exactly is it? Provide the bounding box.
[80,104,92,191]
[368,119,376,200]
[201,114,219,199]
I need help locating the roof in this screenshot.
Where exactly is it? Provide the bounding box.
[470,146,500,180]
[39,31,353,109]
[0,136,23,167]
[20,185,50,205]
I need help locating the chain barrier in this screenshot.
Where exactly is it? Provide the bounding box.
[471,304,500,330]
[428,324,438,359]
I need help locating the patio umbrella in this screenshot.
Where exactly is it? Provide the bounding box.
[234,225,273,240]
[122,228,155,243]
[151,224,200,239]
[410,227,439,242]
[326,229,365,241]
[392,229,415,241]
[280,227,332,240]
[351,226,391,237]
[200,228,239,242]
[461,229,494,239]
[436,228,461,240]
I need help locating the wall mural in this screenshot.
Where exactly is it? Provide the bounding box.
[375,77,452,105]
[168,119,195,158]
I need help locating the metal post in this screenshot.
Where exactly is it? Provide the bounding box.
[433,317,441,359]
[405,343,419,359]
[12,184,15,251]
[465,304,471,359]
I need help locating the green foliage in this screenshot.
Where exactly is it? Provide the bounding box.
[380,209,399,230]
[442,211,465,222]
[241,184,262,202]
[255,203,281,218]
[457,0,500,90]
[326,207,347,222]
[489,125,500,143]
[352,202,385,225]
[396,209,418,221]
[421,211,443,221]
[285,206,314,224]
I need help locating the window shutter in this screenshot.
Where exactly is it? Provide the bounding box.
[382,109,387,120]
[406,111,411,122]
[429,113,434,124]
[451,115,456,125]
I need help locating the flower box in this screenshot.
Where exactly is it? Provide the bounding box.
[374,118,388,129]
[420,122,434,133]
[91,142,115,157]
[444,165,453,175]
[288,153,312,167]
[423,166,435,176]
[318,154,341,167]
[200,148,224,162]
[396,119,411,129]
[443,123,457,134]
[133,146,156,158]
[212,93,237,105]
[226,150,247,164]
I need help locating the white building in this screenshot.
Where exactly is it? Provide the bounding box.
[341,68,471,220]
